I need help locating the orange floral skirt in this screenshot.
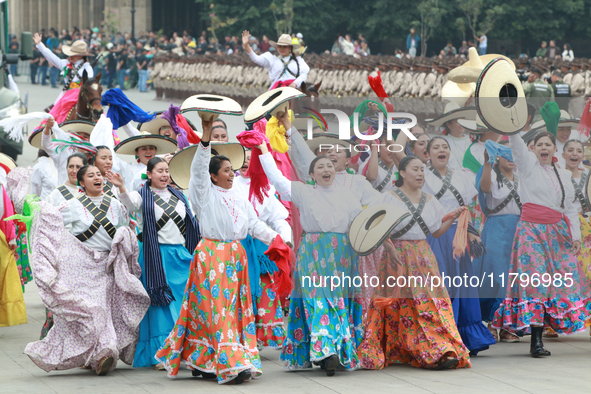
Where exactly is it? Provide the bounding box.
[155,239,261,384]
[357,240,471,369]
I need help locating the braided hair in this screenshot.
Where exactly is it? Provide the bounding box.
[534,132,565,208]
[290,47,301,79]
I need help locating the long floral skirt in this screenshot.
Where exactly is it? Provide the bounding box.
[133,243,193,367]
[427,223,496,354]
[357,240,470,370]
[473,214,520,322]
[155,239,262,384]
[24,204,149,372]
[280,232,363,371]
[492,220,591,333]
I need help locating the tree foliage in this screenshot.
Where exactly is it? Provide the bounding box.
[190,0,591,56]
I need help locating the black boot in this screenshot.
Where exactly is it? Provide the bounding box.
[530,326,551,357]
[323,355,339,376]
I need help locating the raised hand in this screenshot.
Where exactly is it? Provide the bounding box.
[33,32,42,45]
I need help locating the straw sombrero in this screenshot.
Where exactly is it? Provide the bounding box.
[114,132,177,155]
[441,80,476,107]
[474,57,528,135]
[28,120,96,149]
[244,87,306,123]
[269,34,301,48]
[447,47,515,85]
[457,114,489,133]
[425,102,476,127]
[0,152,16,171]
[531,110,579,131]
[62,40,92,57]
[168,142,245,189]
[138,115,171,135]
[306,132,360,157]
[348,204,411,256]
[180,94,243,121]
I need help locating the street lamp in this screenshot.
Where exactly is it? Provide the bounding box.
[131,0,136,39]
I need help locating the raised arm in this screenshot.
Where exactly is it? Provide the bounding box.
[286,125,315,182]
[188,117,214,214]
[508,133,534,178]
[259,146,292,201]
[34,33,66,69]
[480,150,493,193]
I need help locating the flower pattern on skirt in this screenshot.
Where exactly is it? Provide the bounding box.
[255,273,286,349]
[357,240,470,369]
[155,239,262,384]
[281,232,363,371]
[492,219,591,334]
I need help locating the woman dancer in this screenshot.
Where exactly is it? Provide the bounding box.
[492,132,591,357]
[47,153,87,207]
[358,156,471,370]
[422,137,495,354]
[40,152,87,339]
[111,157,200,369]
[155,118,279,384]
[473,141,521,343]
[256,120,364,376]
[24,165,150,375]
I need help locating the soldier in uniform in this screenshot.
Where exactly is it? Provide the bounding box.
[523,67,554,120]
[550,69,571,112]
[568,60,586,118]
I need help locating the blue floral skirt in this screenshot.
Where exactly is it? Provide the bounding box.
[280,232,363,370]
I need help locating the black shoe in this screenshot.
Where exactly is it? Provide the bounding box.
[530,326,551,357]
[232,370,251,384]
[434,357,459,370]
[324,355,339,376]
[191,369,201,377]
[201,372,217,380]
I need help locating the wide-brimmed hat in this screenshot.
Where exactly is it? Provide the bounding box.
[62,40,92,57]
[0,152,16,171]
[181,94,243,121]
[137,111,199,136]
[441,80,476,107]
[114,132,177,155]
[269,34,300,48]
[168,142,245,189]
[306,132,360,157]
[457,114,490,133]
[425,102,476,127]
[348,204,411,256]
[447,47,514,85]
[474,58,527,135]
[244,87,306,123]
[28,120,96,149]
[531,109,579,131]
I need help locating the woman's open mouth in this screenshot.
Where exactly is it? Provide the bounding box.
[540,153,549,159]
[322,174,331,181]
[437,154,446,160]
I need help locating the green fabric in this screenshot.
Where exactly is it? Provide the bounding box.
[463,143,482,174]
[540,101,561,137]
[4,195,40,254]
[349,100,387,128]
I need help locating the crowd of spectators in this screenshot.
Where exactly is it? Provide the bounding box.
[19,26,309,92]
